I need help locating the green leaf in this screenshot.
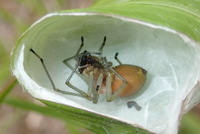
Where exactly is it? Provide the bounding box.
[0,78,17,103]
[0,44,10,86]
[41,100,152,134]
[179,112,200,134]
[3,97,151,134]
[86,0,200,42]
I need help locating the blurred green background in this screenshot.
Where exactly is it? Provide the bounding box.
[0,0,200,134]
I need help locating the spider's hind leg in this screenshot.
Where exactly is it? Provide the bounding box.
[114,52,122,65]
[105,72,113,101]
[92,73,103,104]
[106,68,128,102]
[103,57,127,102]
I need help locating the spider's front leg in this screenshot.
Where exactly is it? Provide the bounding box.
[63,36,84,70]
[65,64,93,100]
[29,49,86,98]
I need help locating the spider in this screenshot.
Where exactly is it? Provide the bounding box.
[30,36,147,104]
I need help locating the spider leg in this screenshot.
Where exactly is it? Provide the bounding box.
[84,36,106,58]
[78,67,94,97]
[29,49,84,97]
[85,71,94,97]
[103,57,128,102]
[65,64,92,100]
[63,36,86,83]
[63,36,84,67]
[105,73,113,101]
[98,36,106,57]
[114,52,122,65]
[92,73,103,104]
[107,67,127,101]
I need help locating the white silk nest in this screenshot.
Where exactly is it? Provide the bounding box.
[11,12,200,134]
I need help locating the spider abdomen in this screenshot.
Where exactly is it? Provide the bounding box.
[111,65,147,97]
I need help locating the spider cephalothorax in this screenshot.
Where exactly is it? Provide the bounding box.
[77,50,105,74]
[30,36,147,104]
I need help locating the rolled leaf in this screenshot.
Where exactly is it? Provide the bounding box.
[11,1,200,134]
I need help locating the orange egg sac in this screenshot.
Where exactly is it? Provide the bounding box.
[111,65,147,97]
